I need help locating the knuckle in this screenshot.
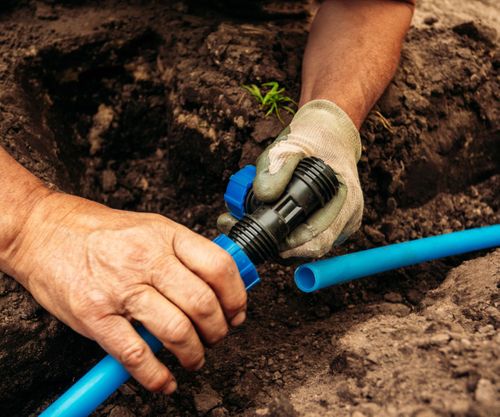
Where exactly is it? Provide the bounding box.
[223,291,247,318]
[229,290,247,313]
[191,288,219,318]
[211,250,237,278]
[231,290,247,311]
[166,316,193,345]
[71,289,109,318]
[206,323,229,345]
[122,285,148,309]
[119,341,149,369]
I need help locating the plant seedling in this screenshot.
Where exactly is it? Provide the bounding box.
[242,81,297,124]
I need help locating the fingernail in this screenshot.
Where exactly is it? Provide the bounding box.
[164,379,177,395]
[231,311,246,327]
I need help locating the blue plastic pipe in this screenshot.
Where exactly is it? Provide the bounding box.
[295,225,500,292]
[39,326,163,417]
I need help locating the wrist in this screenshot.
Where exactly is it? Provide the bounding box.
[299,84,367,130]
[291,99,362,162]
[0,183,55,278]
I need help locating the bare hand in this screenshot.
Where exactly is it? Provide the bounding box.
[9,192,247,394]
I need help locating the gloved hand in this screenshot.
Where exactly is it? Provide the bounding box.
[218,99,363,258]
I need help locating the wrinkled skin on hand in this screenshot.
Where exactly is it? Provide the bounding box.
[9,192,247,394]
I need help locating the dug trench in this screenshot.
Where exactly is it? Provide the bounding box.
[0,2,498,417]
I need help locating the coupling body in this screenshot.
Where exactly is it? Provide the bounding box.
[226,156,339,264]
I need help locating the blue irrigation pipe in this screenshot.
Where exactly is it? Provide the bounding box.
[39,326,163,417]
[295,225,500,292]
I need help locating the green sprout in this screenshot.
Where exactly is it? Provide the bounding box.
[242,81,297,124]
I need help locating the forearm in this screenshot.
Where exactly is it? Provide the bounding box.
[0,146,51,274]
[300,0,415,128]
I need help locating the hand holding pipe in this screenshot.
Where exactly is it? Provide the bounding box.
[40,157,338,417]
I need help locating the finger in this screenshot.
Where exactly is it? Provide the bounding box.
[253,148,303,202]
[216,212,238,235]
[285,182,348,249]
[281,227,334,259]
[124,285,206,371]
[92,315,177,394]
[151,260,230,342]
[173,226,247,325]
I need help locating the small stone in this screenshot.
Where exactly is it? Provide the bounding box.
[101,169,117,192]
[423,16,438,26]
[429,333,451,346]
[351,411,367,417]
[475,379,496,406]
[477,324,494,334]
[272,371,282,380]
[364,225,386,243]
[194,384,223,415]
[233,115,245,129]
[138,176,149,191]
[88,104,114,155]
[384,292,403,303]
[386,197,397,214]
[461,338,472,348]
[406,288,423,305]
[210,407,229,417]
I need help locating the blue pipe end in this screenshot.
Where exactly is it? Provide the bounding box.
[295,225,500,293]
[294,265,318,293]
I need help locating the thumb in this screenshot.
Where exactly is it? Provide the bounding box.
[253,145,304,203]
[216,212,238,235]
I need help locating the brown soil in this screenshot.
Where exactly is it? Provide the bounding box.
[0,1,498,417]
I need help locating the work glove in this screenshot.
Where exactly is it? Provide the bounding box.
[218,99,363,258]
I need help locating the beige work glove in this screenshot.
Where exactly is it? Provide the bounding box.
[218,99,363,258]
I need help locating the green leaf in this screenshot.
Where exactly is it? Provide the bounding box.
[241,81,297,123]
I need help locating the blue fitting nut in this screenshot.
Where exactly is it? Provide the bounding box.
[213,234,260,290]
[223,165,256,219]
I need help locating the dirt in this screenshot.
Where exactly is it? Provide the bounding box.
[0,1,498,417]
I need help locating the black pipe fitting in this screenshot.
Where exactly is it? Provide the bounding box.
[228,156,339,264]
